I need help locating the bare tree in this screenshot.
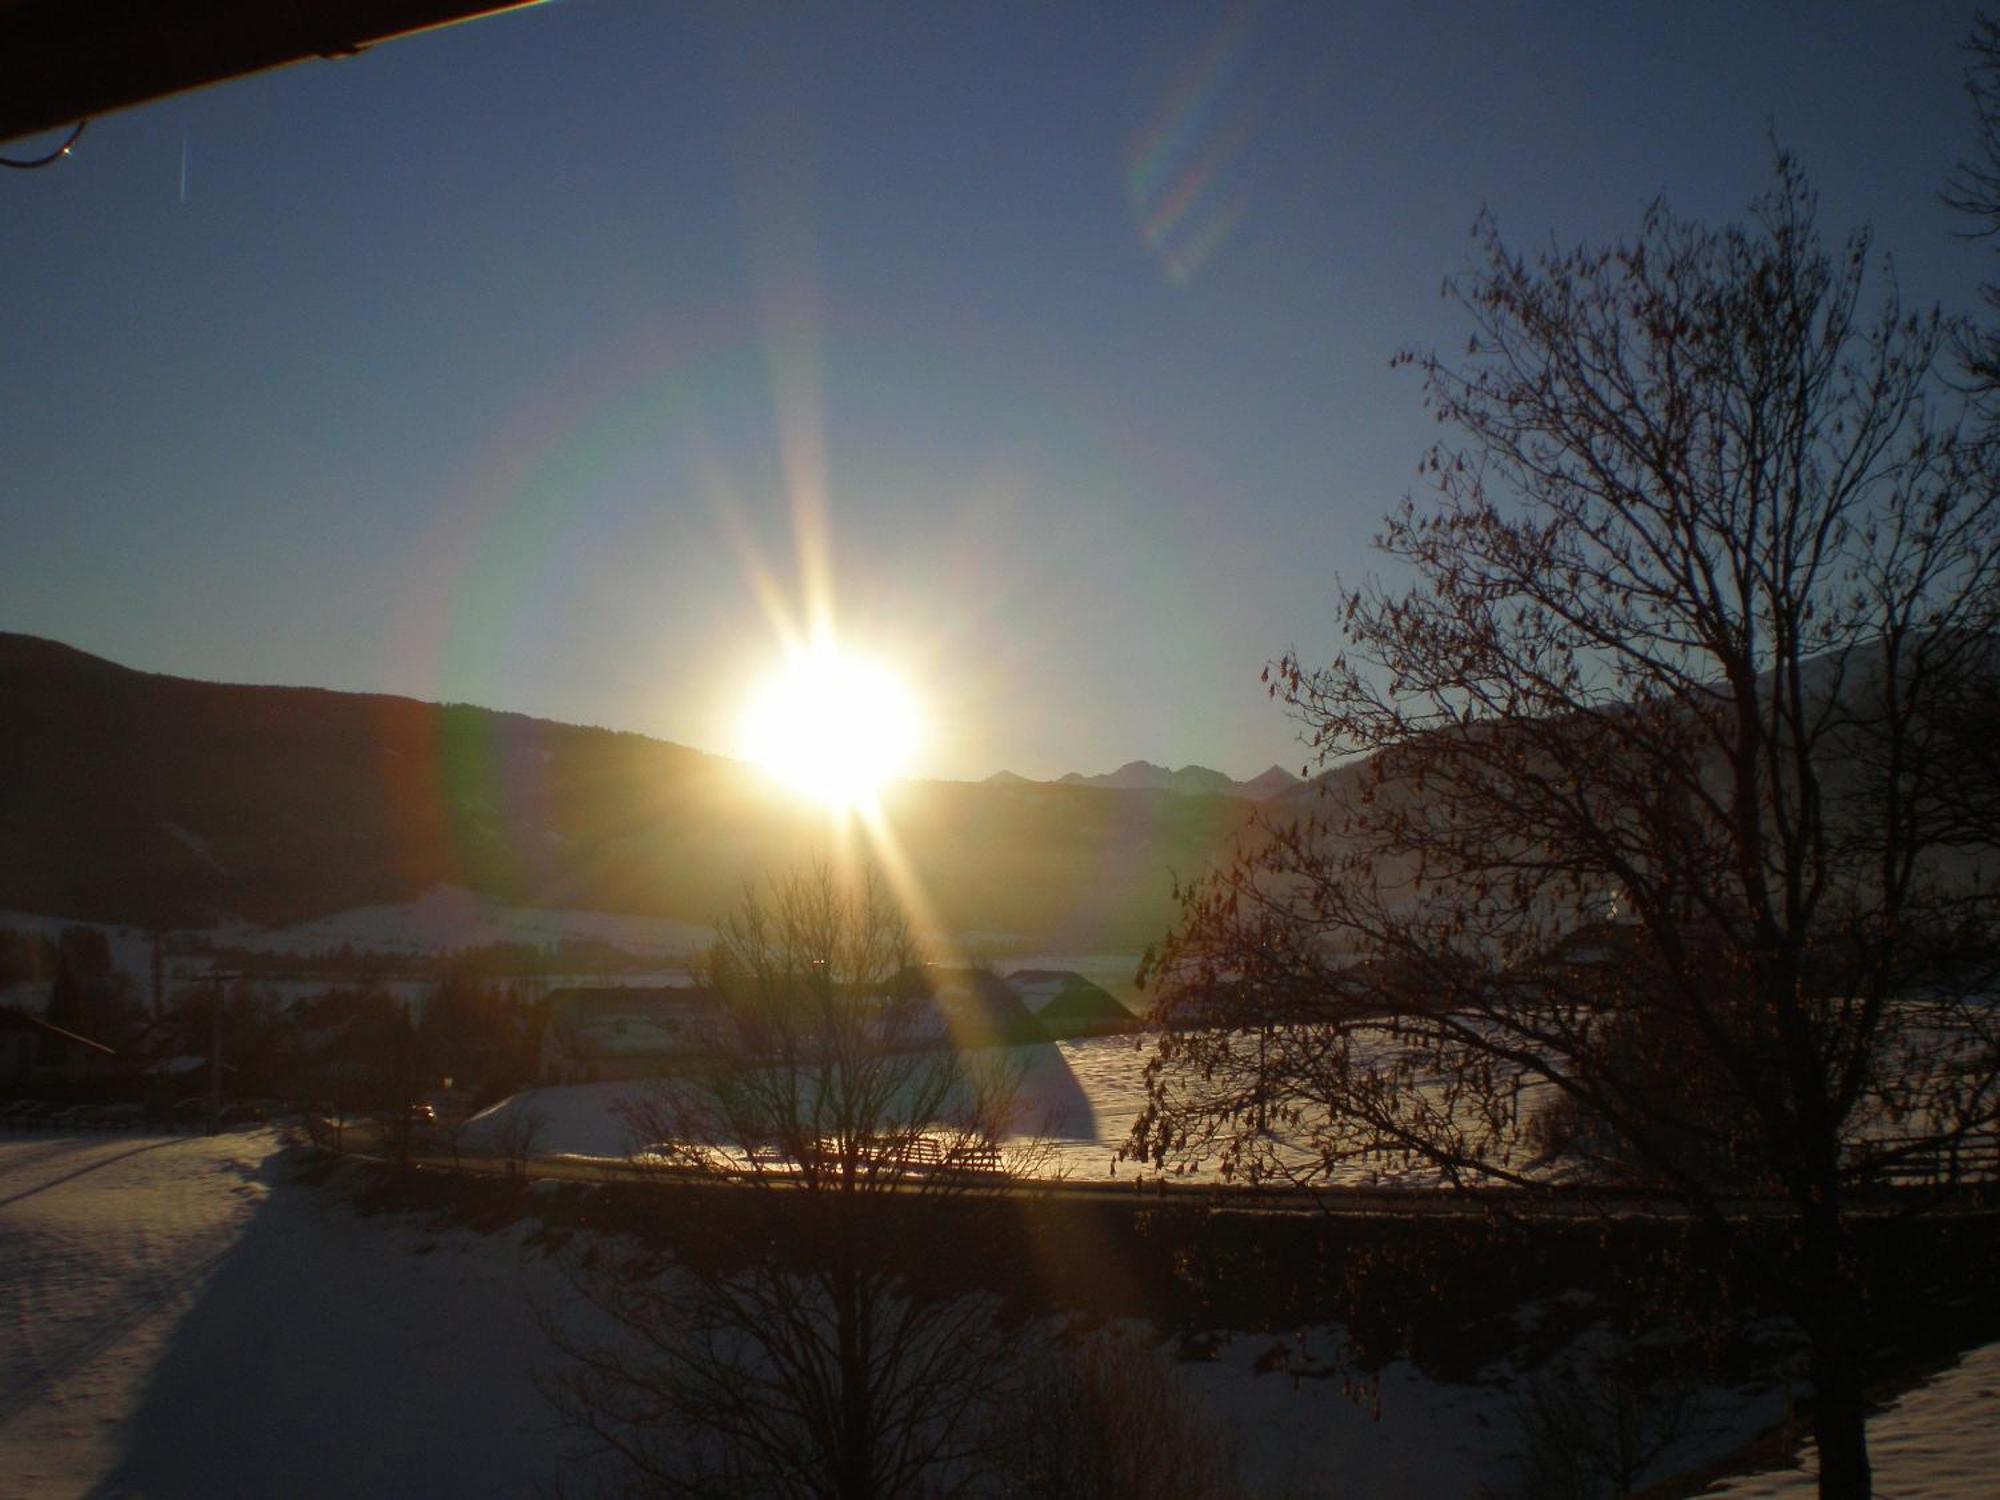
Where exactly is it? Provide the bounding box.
[497,1101,546,1180]
[376,999,420,1172]
[1948,10,2000,404]
[544,864,1043,1499]
[1133,160,2000,1500]
[1506,1343,1699,1500]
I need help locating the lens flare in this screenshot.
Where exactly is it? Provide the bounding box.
[1125,8,1257,286]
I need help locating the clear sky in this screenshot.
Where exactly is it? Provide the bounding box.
[1,1,1991,783]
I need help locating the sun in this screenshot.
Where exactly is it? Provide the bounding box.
[741,644,923,808]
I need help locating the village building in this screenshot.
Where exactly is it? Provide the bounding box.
[1002,969,1141,1038]
[538,986,722,1086]
[892,967,1052,1049]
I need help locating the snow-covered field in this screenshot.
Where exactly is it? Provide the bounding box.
[2,888,715,988]
[210,885,714,960]
[2,1131,1991,1498]
[463,1034,1474,1188]
[463,1036,1137,1174]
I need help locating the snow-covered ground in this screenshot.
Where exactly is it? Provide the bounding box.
[1697,1343,2000,1498]
[461,1036,1157,1180]
[0,1130,577,1498]
[463,1034,1468,1187]
[0,1129,1532,1497]
[2,1131,1991,1498]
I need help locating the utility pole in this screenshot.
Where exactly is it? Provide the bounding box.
[150,926,166,1024]
[208,969,232,1133]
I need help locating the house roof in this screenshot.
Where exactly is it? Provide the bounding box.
[895,967,1050,1048]
[1004,969,1139,1028]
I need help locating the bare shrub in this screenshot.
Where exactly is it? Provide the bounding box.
[987,1328,1243,1500]
[1506,1343,1699,1500]
[498,1103,547,1180]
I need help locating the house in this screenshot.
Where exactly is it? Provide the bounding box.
[1003,969,1141,1038]
[538,986,722,1086]
[0,1006,123,1094]
[1508,921,1656,1001]
[892,967,1051,1049]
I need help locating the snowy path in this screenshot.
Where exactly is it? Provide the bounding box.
[0,1134,272,1495]
[0,1131,574,1500]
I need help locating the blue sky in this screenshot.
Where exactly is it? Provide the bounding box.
[1,1,1991,781]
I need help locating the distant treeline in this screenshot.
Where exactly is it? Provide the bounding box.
[173,936,675,981]
[0,924,122,989]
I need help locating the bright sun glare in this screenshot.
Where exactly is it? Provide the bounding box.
[741,645,923,809]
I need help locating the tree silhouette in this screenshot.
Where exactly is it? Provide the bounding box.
[544,864,1045,1499]
[1133,160,2000,1500]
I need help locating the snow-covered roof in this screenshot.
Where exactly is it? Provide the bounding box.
[1003,968,1137,1029]
[146,1055,211,1076]
[895,967,1050,1047]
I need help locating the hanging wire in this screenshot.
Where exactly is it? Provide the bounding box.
[1,120,88,170]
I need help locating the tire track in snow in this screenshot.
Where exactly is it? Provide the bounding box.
[0,1137,131,1194]
[0,1139,177,1210]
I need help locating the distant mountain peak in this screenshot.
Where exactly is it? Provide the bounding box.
[1041,761,1256,797]
[1240,764,1305,800]
[1018,759,1307,800]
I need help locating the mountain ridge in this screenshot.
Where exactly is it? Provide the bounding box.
[0,633,1260,947]
[1046,759,1302,800]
